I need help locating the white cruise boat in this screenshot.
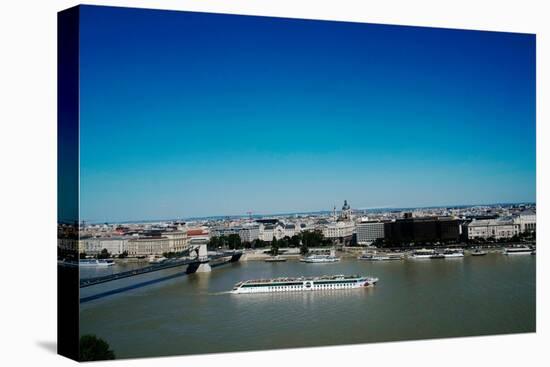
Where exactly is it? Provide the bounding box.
[503,246,534,255]
[79,259,115,267]
[231,274,378,294]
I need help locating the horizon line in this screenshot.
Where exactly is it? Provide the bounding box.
[75,201,536,225]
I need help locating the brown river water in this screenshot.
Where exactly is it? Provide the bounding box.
[79,253,535,359]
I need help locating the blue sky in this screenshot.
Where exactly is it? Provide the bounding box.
[78,5,536,222]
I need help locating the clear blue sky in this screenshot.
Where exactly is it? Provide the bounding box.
[78,5,536,223]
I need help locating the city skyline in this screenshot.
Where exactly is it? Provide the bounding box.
[79,200,535,225]
[78,6,536,223]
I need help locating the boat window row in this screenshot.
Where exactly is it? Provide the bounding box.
[242,283,359,291]
[315,280,358,284]
[242,282,303,288]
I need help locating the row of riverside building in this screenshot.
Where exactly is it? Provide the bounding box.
[78,217,324,257]
[356,211,536,245]
[72,204,536,256]
[77,221,208,257]
[79,230,191,257]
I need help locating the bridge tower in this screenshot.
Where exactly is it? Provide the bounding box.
[195,243,211,272]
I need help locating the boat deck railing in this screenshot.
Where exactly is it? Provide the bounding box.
[241,274,365,284]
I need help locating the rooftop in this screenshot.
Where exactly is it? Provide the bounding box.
[187,229,208,236]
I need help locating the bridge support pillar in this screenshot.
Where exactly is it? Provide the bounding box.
[197,244,210,272]
[195,262,212,273]
[186,243,212,273]
[198,243,208,258]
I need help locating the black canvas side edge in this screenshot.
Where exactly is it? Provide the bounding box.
[57,5,80,361]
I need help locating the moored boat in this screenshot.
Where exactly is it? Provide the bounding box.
[503,246,534,255]
[300,254,340,263]
[358,253,403,261]
[408,249,436,259]
[79,259,115,267]
[301,248,340,263]
[442,248,464,258]
[470,249,487,256]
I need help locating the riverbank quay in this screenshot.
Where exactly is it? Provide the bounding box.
[343,243,536,258]
[95,240,537,264]
[241,248,300,261]
[241,247,340,261]
[234,242,536,261]
[343,242,535,252]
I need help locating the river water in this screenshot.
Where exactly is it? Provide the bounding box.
[79,253,535,359]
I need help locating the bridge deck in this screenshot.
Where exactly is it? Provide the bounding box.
[79,252,239,288]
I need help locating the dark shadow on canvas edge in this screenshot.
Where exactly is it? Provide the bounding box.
[36,340,57,354]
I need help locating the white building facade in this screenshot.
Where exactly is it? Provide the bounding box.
[465,219,520,240]
[239,225,260,243]
[210,225,260,243]
[127,236,170,256]
[356,221,385,245]
[81,237,129,255]
[322,221,355,239]
[259,223,287,241]
[514,212,536,233]
[163,231,188,253]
